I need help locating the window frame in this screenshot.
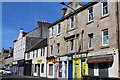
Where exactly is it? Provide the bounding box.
[101,1,108,16]
[102,29,109,46]
[57,23,61,35]
[57,43,60,54]
[70,39,75,51]
[88,33,93,49]
[70,16,75,29]
[50,45,53,56]
[50,27,54,38]
[88,6,93,22]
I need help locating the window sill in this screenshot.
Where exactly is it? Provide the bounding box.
[101,45,109,49]
[67,28,75,33]
[56,34,60,37]
[50,36,53,39]
[100,14,110,19]
[87,47,94,51]
[86,20,94,25]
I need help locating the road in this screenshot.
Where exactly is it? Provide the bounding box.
[0,74,57,80]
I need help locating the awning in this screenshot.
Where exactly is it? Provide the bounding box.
[88,55,113,63]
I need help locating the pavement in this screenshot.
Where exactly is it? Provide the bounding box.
[0,74,57,80]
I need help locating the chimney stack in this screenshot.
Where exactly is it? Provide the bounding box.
[20,28,23,33]
[62,8,67,17]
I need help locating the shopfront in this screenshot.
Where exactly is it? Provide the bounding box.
[24,60,32,76]
[88,55,113,77]
[72,52,88,79]
[46,56,58,78]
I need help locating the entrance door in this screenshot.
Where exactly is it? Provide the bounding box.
[64,61,67,78]
[37,64,40,77]
[68,60,72,79]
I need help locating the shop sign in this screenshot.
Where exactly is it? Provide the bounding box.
[47,58,58,63]
[88,49,116,57]
[88,55,113,63]
[73,53,87,58]
[9,62,12,66]
[37,60,42,63]
[13,61,17,64]
[59,56,67,61]
[67,57,72,60]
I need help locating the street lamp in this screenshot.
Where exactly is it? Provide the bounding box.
[60,2,77,79]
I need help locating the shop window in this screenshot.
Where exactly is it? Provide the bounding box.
[41,64,44,73]
[49,64,53,76]
[88,63,94,76]
[59,62,62,77]
[99,63,108,77]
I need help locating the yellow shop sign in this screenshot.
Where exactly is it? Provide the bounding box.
[37,60,42,63]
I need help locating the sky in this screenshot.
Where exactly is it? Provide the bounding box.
[1,1,90,51]
[2,2,64,50]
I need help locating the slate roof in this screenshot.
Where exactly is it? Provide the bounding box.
[25,38,47,53]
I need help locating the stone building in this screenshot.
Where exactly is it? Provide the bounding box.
[48,0,120,79]
[13,28,27,75]
[24,21,50,76]
[4,47,13,71]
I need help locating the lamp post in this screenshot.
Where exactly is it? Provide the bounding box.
[60,2,77,79]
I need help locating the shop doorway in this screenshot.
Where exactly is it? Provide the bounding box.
[37,64,40,77]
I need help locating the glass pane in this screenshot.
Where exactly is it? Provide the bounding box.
[103,36,109,44]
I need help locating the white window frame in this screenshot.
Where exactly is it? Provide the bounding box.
[57,23,61,35]
[102,29,109,46]
[70,16,75,29]
[88,7,93,22]
[50,27,54,38]
[88,33,93,49]
[101,0,109,16]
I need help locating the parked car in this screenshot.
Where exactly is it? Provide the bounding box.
[0,68,5,74]
[3,69,12,75]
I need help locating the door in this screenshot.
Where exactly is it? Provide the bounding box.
[64,61,67,78]
[37,64,40,77]
[54,63,58,78]
[75,59,80,78]
[68,60,72,79]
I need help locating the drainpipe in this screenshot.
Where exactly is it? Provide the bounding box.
[116,0,119,78]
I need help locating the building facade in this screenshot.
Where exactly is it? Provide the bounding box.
[13,28,27,75]
[48,0,120,79]
[24,21,50,77]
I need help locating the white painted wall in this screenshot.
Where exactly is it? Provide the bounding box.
[14,30,26,61]
[32,47,47,77]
